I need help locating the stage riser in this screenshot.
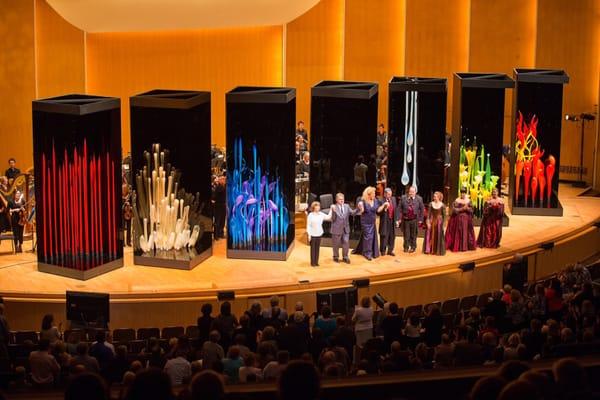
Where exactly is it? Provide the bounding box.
[4,226,598,331]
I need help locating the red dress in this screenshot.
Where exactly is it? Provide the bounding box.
[477,200,504,248]
[445,200,476,252]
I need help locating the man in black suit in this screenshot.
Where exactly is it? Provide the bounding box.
[378,187,398,256]
[398,186,424,253]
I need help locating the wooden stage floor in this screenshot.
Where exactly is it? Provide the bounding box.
[1,185,599,301]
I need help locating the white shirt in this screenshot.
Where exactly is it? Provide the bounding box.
[353,306,374,332]
[164,356,191,385]
[306,211,332,238]
[239,366,263,383]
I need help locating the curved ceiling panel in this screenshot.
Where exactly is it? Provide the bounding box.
[46,0,320,32]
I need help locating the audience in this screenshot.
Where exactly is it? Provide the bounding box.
[0,262,599,400]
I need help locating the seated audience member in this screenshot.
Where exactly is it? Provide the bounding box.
[129,360,144,374]
[64,372,108,400]
[257,326,278,361]
[263,350,290,381]
[202,330,224,370]
[497,380,539,400]
[40,313,61,345]
[164,347,191,385]
[503,333,521,360]
[381,341,411,372]
[481,332,498,363]
[413,342,434,370]
[232,334,251,359]
[106,345,130,384]
[190,370,225,400]
[501,285,513,304]
[497,360,530,382]
[469,375,507,400]
[119,371,136,400]
[239,352,263,383]
[278,360,321,400]
[434,334,454,368]
[52,340,72,368]
[278,311,309,358]
[314,306,336,340]
[506,289,526,330]
[29,339,60,386]
[126,368,174,400]
[464,307,482,332]
[143,337,166,369]
[222,346,243,383]
[453,326,483,366]
[70,342,100,374]
[89,330,114,373]
[553,357,591,400]
[520,370,556,400]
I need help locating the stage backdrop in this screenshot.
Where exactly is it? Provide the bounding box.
[32,94,123,280]
[510,69,569,217]
[225,87,296,261]
[130,90,213,269]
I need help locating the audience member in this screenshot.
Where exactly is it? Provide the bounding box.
[278,360,320,400]
[64,372,108,400]
[190,370,225,400]
[263,350,289,381]
[70,342,100,374]
[201,330,224,370]
[314,306,336,340]
[126,368,173,400]
[197,303,214,345]
[89,330,115,373]
[222,346,243,383]
[28,339,60,387]
[40,313,61,344]
[164,346,191,385]
[352,296,373,347]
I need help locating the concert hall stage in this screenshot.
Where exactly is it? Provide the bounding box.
[1,185,599,331]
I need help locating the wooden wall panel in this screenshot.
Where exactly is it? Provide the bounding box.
[285,0,345,133]
[35,0,85,99]
[344,0,405,128]
[469,0,537,144]
[536,0,600,182]
[86,26,284,152]
[405,0,470,132]
[0,0,36,170]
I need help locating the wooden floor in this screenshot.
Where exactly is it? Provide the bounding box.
[1,184,599,301]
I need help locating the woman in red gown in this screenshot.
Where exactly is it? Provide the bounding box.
[445,188,476,252]
[477,188,504,248]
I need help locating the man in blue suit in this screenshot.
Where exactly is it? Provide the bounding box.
[330,193,356,264]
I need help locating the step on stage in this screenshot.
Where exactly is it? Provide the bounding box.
[0,185,598,303]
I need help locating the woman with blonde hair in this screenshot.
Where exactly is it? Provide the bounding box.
[352,296,374,347]
[354,186,387,260]
[423,191,446,255]
[306,201,332,266]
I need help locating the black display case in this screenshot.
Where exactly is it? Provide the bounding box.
[510,69,569,216]
[310,81,379,201]
[130,90,213,269]
[450,73,514,224]
[32,95,123,280]
[388,77,447,203]
[226,87,296,260]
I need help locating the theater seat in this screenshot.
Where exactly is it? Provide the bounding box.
[161,326,184,340]
[404,304,423,319]
[459,295,477,312]
[185,325,199,339]
[137,327,160,341]
[113,328,136,344]
[441,298,459,315]
[14,331,39,344]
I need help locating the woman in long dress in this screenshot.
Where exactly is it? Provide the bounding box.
[445,188,476,252]
[477,188,504,248]
[354,186,387,261]
[423,191,446,255]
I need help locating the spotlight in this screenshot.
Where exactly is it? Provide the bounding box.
[372,293,387,309]
[565,114,579,122]
[581,113,596,121]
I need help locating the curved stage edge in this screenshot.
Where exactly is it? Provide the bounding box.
[1,185,599,331]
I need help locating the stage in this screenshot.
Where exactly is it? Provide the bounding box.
[0,184,598,301]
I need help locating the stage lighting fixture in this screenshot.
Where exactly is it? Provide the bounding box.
[372,293,387,309]
[459,262,475,272]
[353,278,370,288]
[217,291,235,301]
[593,221,600,229]
[540,242,555,250]
[565,114,579,121]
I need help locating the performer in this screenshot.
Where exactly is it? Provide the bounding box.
[212,175,227,240]
[296,121,308,152]
[398,186,424,253]
[122,184,132,247]
[0,192,8,234]
[477,188,504,248]
[423,191,446,256]
[8,190,26,253]
[355,186,387,261]
[306,201,332,267]
[445,188,476,252]
[330,193,357,264]
[4,158,20,182]
[378,188,398,256]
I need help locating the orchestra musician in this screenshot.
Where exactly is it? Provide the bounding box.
[8,190,26,253]
[122,184,132,247]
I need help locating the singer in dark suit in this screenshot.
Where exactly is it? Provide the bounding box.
[378,188,398,256]
[398,186,424,253]
[330,193,356,264]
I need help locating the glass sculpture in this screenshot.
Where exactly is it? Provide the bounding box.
[458,139,499,218]
[227,137,289,252]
